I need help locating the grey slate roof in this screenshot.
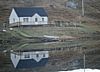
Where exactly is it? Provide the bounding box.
[13,7,48,17]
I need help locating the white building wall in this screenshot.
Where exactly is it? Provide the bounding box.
[41,17,48,24]
[20,51,49,62]
[18,14,48,25]
[32,13,48,25]
[9,9,19,24]
[11,53,20,68]
[19,17,33,25]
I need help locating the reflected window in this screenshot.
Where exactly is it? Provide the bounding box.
[24,54,30,58]
[43,54,45,57]
[36,54,39,57]
[14,54,16,58]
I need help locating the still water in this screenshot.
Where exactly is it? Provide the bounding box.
[0,41,100,72]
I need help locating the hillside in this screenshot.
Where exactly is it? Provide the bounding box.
[0,0,100,24]
[0,0,100,47]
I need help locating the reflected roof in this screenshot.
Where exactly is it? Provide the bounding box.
[16,58,48,69]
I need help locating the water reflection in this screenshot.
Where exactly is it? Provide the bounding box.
[10,50,49,69]
[9,41,83,70]
[1,41,100,72]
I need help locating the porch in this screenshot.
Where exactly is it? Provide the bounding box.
[9,21,48,27]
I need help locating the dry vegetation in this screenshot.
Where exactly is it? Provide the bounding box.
[0,0,100,71]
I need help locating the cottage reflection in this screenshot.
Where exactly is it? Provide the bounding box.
[10,51,49,69]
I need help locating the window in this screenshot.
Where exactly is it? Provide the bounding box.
[42,18,44,21]
[14,54,16,58]
[13,18,15,22]
[36,54,39,57]
[24,54,30,58]
[43,54,45,57]
[23,18,29,22]
[35,18,38,22]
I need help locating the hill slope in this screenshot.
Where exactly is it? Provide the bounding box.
[0,0,100,23]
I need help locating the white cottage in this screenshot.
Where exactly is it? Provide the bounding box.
[11,51,49,68]
[9,7,48,26]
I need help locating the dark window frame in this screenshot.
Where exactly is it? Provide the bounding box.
[43,54,45,57]
[23,18,29,22]
[42,18,44,21]
[36,54,39,57]
[24,54,30,58]
[35,18,38,22]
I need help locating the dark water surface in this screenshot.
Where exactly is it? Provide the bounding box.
[0,41,100,72]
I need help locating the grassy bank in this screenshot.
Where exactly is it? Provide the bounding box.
[12,23,94,38]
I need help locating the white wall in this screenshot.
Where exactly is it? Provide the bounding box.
[20,51,49,62]
[19,17,33,25]
[31,13,48,25]
[11,53,20,68]
[20,13,48,25]
[9,9,19,24]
